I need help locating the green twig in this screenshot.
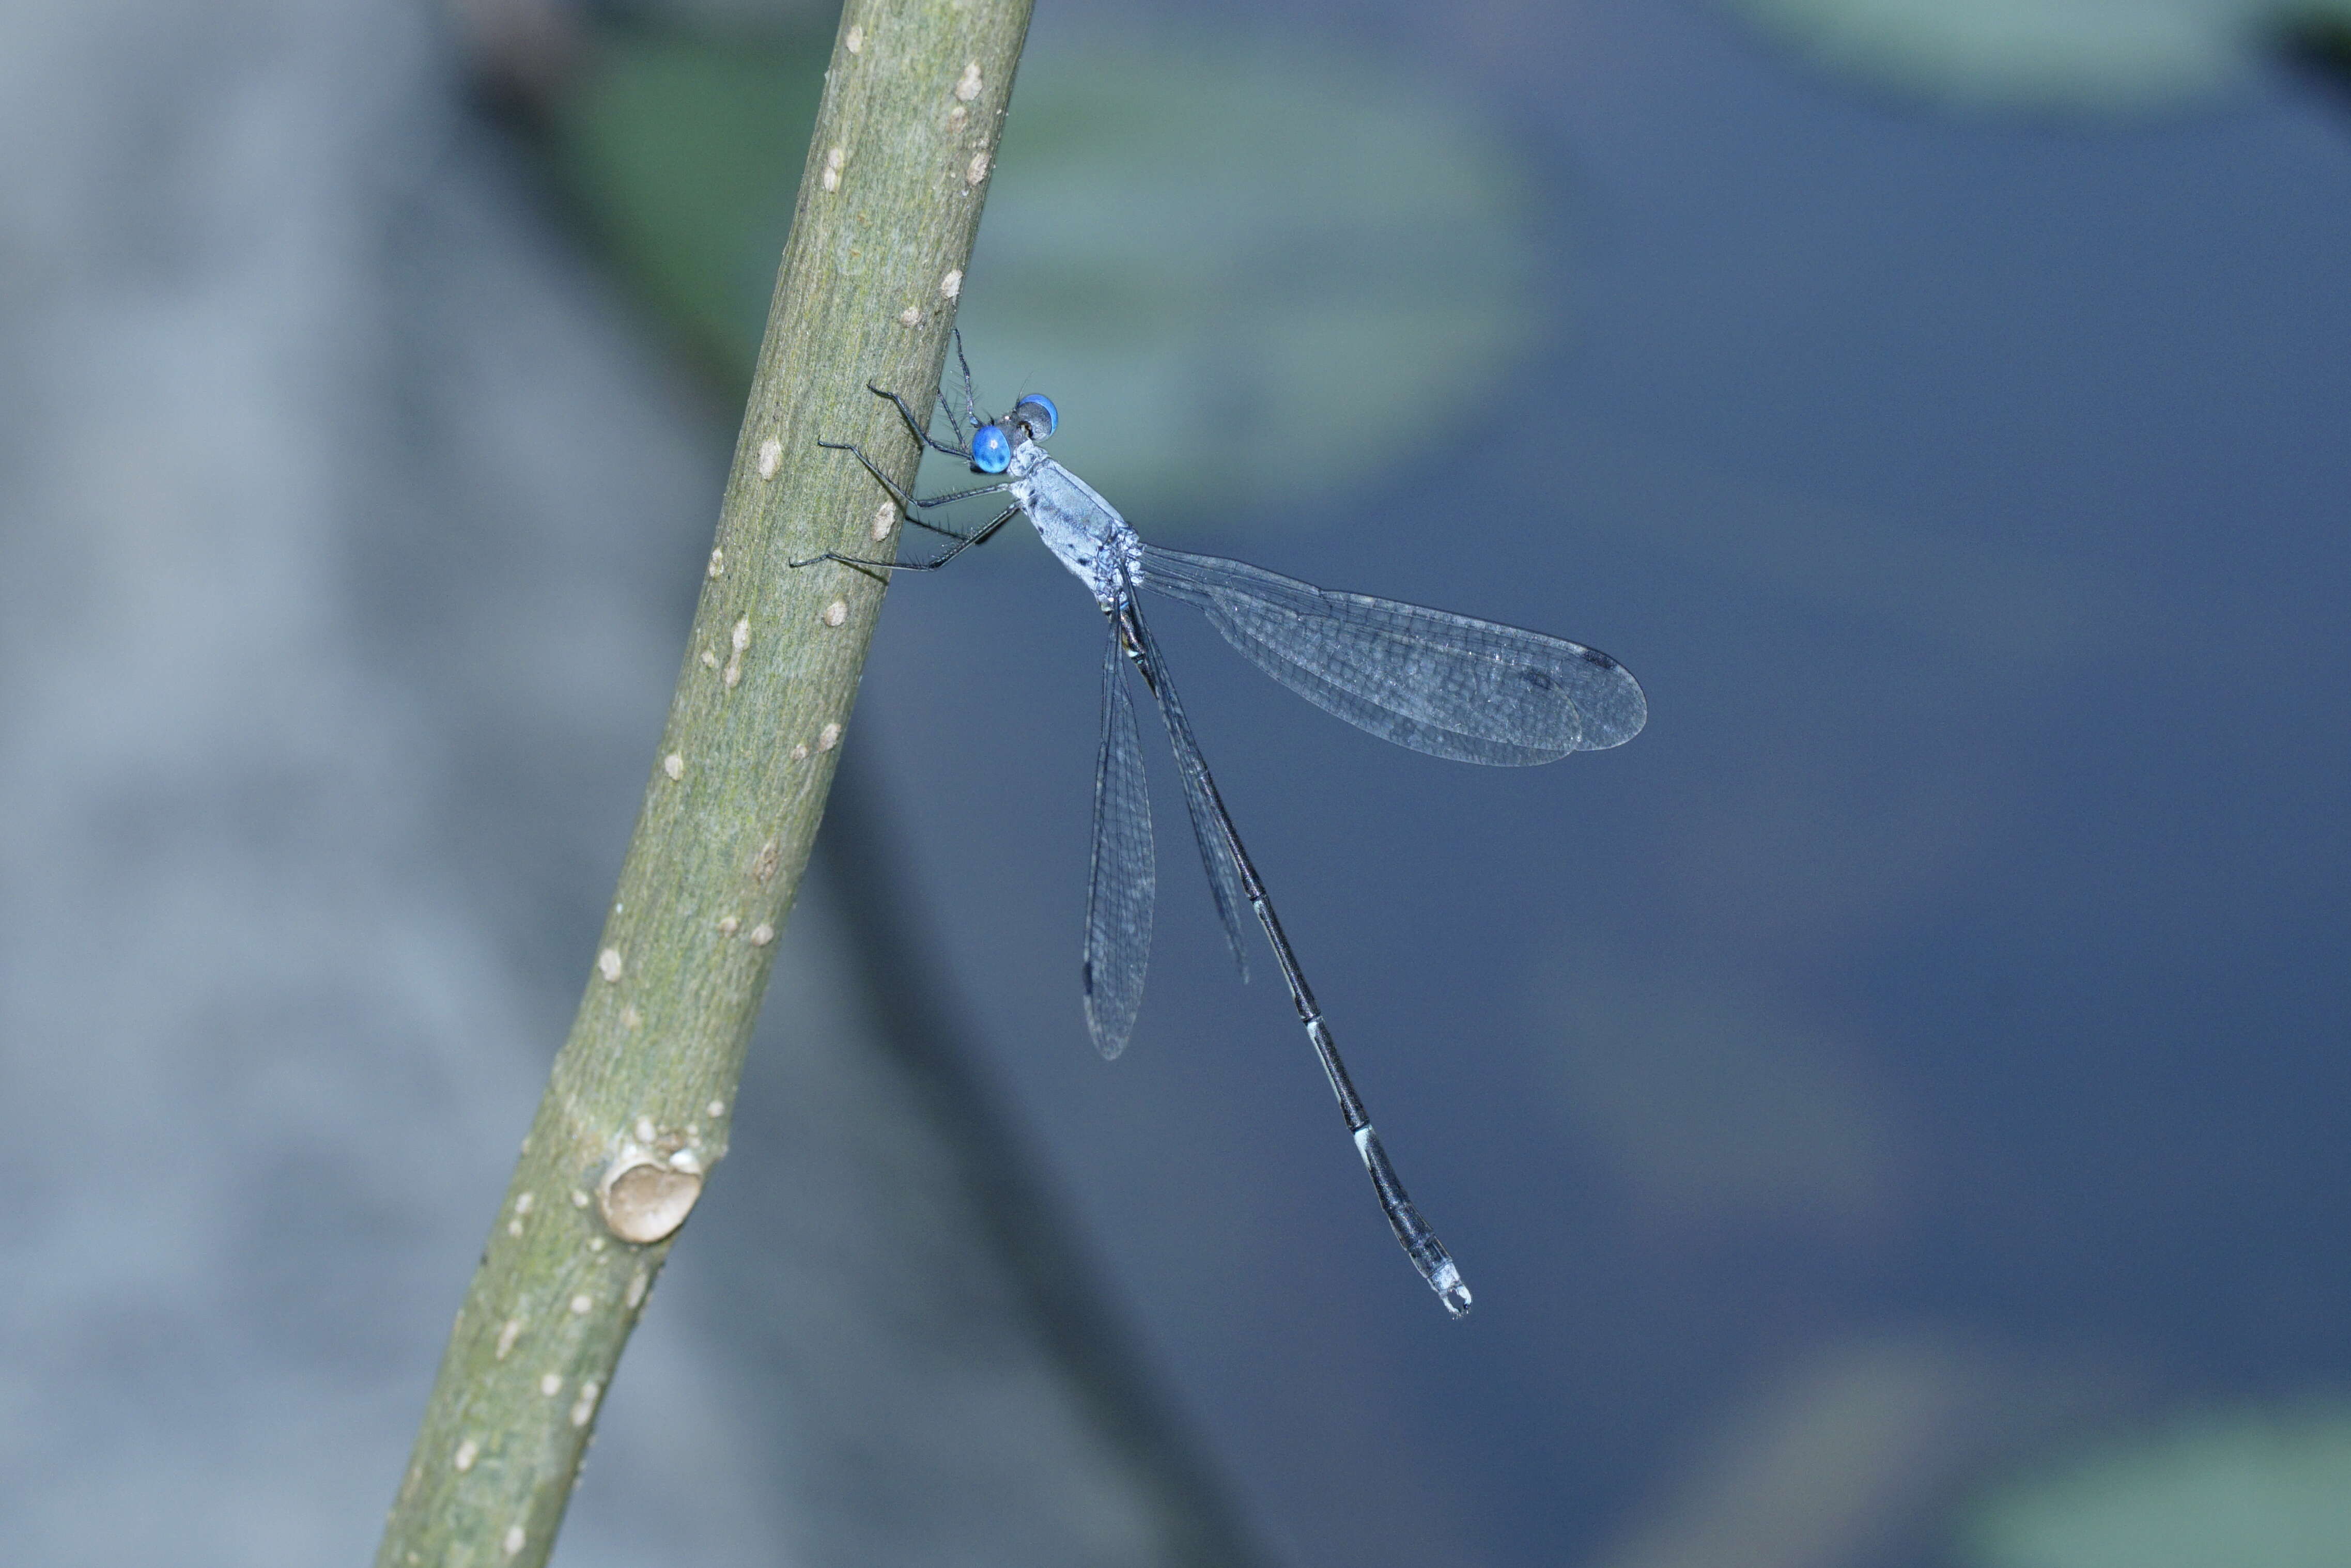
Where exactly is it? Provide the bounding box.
[376,3,1034,1562]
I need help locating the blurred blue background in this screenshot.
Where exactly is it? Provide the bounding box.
[807,4,2351,1562]
[5,0,2349,1564]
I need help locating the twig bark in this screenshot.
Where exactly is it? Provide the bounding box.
[376,4,1035,1562]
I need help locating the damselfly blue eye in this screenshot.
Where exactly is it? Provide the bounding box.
[1013,394,1058,439]
[971,424,1011,473]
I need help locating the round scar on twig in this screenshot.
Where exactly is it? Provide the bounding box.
[597,1154,704,1244]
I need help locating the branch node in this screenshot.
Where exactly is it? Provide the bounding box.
[597,1152,704,1244]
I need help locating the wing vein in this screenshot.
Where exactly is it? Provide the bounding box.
[1082,619,1154,1058]
[1137,544,1646,764]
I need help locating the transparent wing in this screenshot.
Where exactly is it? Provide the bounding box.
[1121,593,1252,982]
[1083,621,1154,1059]
[1137,545,1647,765]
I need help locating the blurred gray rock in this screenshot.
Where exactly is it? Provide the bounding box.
[0,1,1254,1563]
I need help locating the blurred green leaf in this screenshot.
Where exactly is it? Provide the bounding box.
[951,41,1541,517]
[548,27,1544,524]
[549,30,830,372]
[1961,1404,2351,1568]
[1722,0,2351,112]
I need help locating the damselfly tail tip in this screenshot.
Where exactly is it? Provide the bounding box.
[1429,1261,1473,1318]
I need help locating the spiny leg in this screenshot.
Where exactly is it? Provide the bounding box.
[856,329,988,459]
[816,438,918,514]
[866,385,973,460]
[913,480,1019,508]
[816,438,1011,515]
[904,511,980,541]
[798,345,1011,575]
[789,505,1019,575]
[951,328,983,436]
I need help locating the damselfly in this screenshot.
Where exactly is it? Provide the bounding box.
[797,339,1646,1316]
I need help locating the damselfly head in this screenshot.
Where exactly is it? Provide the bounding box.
[971,395,1057,474]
